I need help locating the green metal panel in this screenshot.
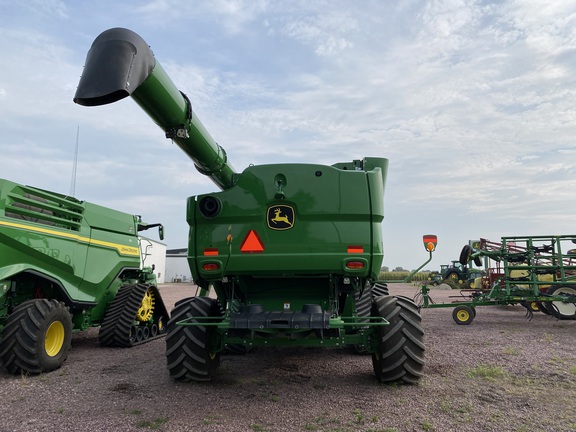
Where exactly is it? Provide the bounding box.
[188,160,387,292]
[0,178,146,327]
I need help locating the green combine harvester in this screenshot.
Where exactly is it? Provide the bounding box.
[0,179,168,374]
[74,27,425,384]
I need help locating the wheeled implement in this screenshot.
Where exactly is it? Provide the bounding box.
[74,27,425,384]
[0,178,169,374]
[415,235,576,324]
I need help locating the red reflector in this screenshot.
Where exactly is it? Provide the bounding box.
[204,248,219,256]
[347,245,364,253]
[202,263,220,271]
[240,230,264,253]
[346,261,365,269]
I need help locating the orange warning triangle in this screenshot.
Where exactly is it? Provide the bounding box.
[240,230,265,253]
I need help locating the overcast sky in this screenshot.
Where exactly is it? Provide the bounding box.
[1,0,576,271]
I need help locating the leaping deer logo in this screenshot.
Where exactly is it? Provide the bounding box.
[271,208,293,226]
[267,205,295,230]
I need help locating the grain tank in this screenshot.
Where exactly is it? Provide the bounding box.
[74,28,425,384]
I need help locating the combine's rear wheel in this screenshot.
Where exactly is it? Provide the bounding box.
[545,285,576,320]
[0,299,72,374]
[371,295,425,384]
[165,296,223,382]
[353,282,389,354]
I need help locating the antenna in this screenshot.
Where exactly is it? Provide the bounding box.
[70,126,79,197]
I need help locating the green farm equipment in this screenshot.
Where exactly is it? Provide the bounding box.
[74,27,425,384]
[0,178,169,374]
[415,235,576,324]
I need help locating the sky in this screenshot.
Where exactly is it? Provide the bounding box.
[1,0,576,271]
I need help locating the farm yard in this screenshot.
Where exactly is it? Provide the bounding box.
[1,283,574,432]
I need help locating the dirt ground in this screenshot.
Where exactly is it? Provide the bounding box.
[1,283,575,432]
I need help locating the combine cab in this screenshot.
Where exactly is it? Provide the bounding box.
[74,28,425,384]
[0,179,169,374]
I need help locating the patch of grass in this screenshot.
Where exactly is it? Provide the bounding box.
[135,417,168,430]
[569,365,576,375]
[202,415,219,425]
[437,400,473,422]
[304,414,341,430]
[57,407,65,414]
[467,364,506,380]
[352,410,365,425]
[421,420,434,431]
[502,346,522,356]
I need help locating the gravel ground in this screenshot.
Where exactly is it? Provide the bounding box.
[1,283,575,432]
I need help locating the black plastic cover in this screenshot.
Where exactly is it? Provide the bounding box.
[74,27,156,106]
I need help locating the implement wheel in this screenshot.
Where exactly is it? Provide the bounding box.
[371,295,425,384]
[165,296,223,382]
[452,305,475,325]
[521,301,540,313]
[545,285,576,320]
[0,299,72,374]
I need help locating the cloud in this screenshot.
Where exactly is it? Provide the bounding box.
[2,1,576,268]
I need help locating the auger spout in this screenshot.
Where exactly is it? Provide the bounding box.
[74,27,237,190]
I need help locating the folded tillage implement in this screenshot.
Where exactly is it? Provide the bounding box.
[415,235,576,324]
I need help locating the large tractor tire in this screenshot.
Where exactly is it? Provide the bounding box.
[355,282,390,318]
[165,296,223,382]
[99,283,168,347]
[0,299,72,374]
[545,285,576,320]
[445,271,461,283]
[352,282,390,354]
[371,295,425,384]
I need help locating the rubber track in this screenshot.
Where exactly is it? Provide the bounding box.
[165,296,222,382]
[99,284,166,347]
[372,295,425,384]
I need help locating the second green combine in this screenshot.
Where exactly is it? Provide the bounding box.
[0,178,169,374]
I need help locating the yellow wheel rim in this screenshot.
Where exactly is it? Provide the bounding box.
[456,310,470,322]
[45,321,65,357]
[136,289,155,322]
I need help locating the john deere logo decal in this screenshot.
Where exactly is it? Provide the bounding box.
[267,205,295,230]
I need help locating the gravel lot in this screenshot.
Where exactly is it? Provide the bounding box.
[1,283,575,432]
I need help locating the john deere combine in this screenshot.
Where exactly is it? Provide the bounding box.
[0,178,168,374]
[74,28,425,384]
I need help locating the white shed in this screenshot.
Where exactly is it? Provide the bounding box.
[139,237,167,283]
[165,248,193,283]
